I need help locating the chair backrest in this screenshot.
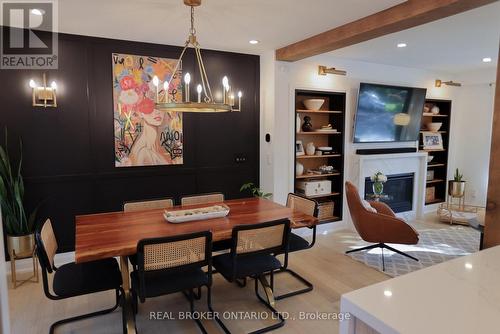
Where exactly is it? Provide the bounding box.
[231,219,290,256]
[137,231,212,273]
[345,181,380,240]
[181,193,224,206]
[286,193,317,217]
[35,219,58,273]
[123,198,174,212]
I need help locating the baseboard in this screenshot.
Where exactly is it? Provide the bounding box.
[5,252,75,275]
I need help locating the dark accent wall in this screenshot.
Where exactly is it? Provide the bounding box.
[0,30,260,252]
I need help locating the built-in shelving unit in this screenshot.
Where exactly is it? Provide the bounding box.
[420,99,452,205]
[294,89,346,223]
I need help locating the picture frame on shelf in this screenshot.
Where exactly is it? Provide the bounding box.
[296,140,305,156]
[422,131,443,150]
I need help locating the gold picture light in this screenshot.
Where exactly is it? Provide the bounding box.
[29,73,57,107]
[435,79,462,87]
[318,65,347,76]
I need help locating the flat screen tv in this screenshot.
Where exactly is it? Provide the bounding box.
[353,83,427,143]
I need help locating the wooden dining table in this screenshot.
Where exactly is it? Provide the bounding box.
[75,197,318,334]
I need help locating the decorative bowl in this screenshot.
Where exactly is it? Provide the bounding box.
[427,122,442,132]
[427,155,434,163]
[303,99,325,111]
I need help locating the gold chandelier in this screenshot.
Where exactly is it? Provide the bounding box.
[155,0,242,113]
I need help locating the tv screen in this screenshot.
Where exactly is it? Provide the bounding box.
[353,83,427,143]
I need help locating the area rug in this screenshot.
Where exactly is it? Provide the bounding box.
[346,224,480,277]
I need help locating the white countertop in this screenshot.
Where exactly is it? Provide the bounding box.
[340,246,500,334]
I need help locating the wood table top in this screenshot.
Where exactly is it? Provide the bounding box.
[75,197,318,263]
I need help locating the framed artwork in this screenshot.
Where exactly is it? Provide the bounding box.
[422,131,443,150]
[112,53,183,167]
[296,140,305,156]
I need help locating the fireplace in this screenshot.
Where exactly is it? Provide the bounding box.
[365,173,414,213]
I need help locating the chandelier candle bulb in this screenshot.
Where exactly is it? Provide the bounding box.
[184,73,191,102]
[152,75,159,102]
[50,81,57,90]
[238,91,242,110]
[222,76,229,103]
[163,81,169,103]
[197,84,202,103]
[229,93,235,107]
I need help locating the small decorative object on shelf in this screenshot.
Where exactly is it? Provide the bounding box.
[423,103,432,114]
[305,142,316,156]
[318,165,335,174]
[427,122,442,132]
[426,170,435,181]
[431,105,440,115]
[448,168,465,198]
[296,114,301,133]
[296,162,304,176]
[371,171,387,196]
[302,116,313,132]
[426,186,436,202]
[295,140,305,156]
[303,98,325,111]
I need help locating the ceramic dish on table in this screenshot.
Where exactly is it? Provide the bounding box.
[164,204,230,223]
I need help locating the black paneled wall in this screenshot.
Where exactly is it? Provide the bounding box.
[0,30,260,252]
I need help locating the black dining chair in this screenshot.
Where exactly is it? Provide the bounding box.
[271,193,318,300]
[35,218,123,334]
[130,231,229,333]
[213,219,291,334]
[123,197,175,269]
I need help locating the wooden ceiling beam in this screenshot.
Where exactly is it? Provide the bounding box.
[275,0,498,62]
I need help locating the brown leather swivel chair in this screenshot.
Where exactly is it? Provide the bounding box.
[345,181,419,270]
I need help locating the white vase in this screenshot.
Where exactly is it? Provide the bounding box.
[296,114,301,133]
[305,142,316,156]
[431,105,440,115]
[296,162,304,176]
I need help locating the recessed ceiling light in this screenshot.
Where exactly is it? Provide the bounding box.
[249,40,259,45]
[483,57,492,63]
[384,290,393,297]
[397,43,407,48]
[31,8,43,16]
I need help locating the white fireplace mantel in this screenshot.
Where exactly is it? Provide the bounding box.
[352,152,428,219]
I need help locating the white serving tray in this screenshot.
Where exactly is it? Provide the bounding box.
[163,204,230,223]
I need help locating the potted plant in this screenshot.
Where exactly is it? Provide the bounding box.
[448,168,466,198]
[240,183,272,199]
[0,131,39,260]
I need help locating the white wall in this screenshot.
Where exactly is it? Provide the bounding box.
[261,53,496,227]
[448,81,496,206]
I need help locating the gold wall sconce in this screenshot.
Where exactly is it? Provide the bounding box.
[435,79,461,87]
[318,65,347,76]
[29,73,57,107]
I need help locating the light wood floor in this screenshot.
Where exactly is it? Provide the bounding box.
[8,217,453,334]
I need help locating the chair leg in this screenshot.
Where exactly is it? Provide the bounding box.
[382,244,419,262]
[250,276,285,334]
[345,243,382,254]
[271,267,314,300]
[235,277,247,288]
[188,289,208,334]
[206,286,231,334]
[49,288,122,334]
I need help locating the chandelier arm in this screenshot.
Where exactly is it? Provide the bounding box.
[166,40,190,102]
[194,45,212,102]
[195,46,214,103]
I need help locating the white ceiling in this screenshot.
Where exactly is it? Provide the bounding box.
[330,2,500,74]
[55,0,404,53]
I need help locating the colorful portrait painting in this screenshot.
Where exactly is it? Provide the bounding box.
[112,53,183,167]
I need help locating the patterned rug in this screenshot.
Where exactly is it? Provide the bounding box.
[346,224,481,277]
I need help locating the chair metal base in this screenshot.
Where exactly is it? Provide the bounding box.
[49,288,122,334]
[345,243,418,271]
[251,274,285,334]
[271,268,313,300]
